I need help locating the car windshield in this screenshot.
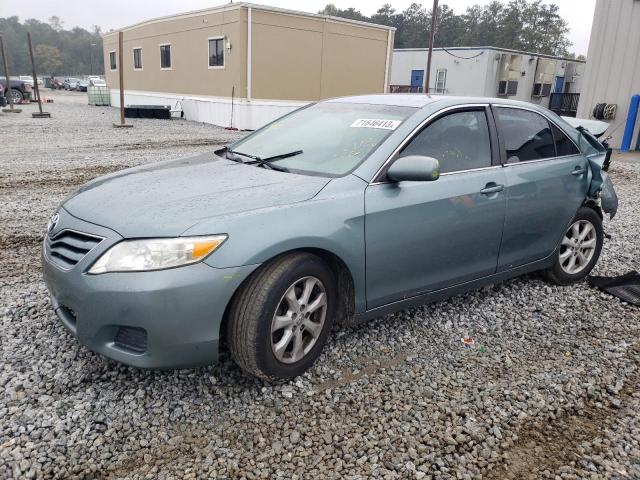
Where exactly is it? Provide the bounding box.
[228,102,417,176]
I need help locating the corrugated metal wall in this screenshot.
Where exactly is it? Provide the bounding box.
[577,0,640,148]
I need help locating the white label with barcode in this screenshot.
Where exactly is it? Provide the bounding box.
[350,119,402,130]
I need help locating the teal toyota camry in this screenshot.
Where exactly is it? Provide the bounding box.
[42,95,617,380]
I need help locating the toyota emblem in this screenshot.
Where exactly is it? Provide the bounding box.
[47,212,60,234]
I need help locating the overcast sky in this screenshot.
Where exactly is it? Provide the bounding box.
[0,0,596,55]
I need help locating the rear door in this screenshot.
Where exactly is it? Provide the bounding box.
[493,106,588,271]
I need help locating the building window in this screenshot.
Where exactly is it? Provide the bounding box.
[208,37,225,68]
[533,83,542,96]
[109,51,117,70]
[133,48,143,70]
[160,44,171,69]
[434,69,447,94]
[534,83,553,97]
[498,80,518,96]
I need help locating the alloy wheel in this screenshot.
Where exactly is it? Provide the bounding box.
[271,276,327,364]
[9,89,22,104]
[559,219,597,275]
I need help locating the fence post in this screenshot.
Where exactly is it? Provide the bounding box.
[0,33,21,113]
[114,30,132,128]
[28,32,50,118]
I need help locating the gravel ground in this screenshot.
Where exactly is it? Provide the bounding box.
[1,91,639,479]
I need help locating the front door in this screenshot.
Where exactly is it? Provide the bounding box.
[411,69,424,91]
[493,106,589,270]
[365,108,506,309]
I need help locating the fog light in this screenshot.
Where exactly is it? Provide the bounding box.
[114,326,148,354]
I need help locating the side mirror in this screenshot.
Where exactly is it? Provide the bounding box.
[387,155,440,182]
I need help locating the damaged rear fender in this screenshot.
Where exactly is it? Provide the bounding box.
[587,155,618,219]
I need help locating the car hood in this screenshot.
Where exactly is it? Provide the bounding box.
[63,153,331,237]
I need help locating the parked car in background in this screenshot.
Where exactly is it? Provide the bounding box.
[50,77,65,90]
[63,78,82,90]
[42,95,617,381]
[0,83,7,108]
[19,75,34,87]
[0,78,33,103]
[77,79,90,92]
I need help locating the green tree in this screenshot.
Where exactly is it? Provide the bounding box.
[318,4,368,21]
[320,0,575,57]
[34,44,63,75]
[0,16,104,76]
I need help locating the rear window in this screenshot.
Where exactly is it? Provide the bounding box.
[495,108,555,162]
[551,124,580,156]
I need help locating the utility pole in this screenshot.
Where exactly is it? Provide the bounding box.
[27,32,50,118]
[424,0,438,95]
[0,33,21,113]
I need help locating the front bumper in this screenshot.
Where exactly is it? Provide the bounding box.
[42,208,259,369]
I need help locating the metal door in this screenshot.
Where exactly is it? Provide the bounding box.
[411,70,424,89]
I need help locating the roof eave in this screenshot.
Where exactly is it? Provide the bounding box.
[102,2,395,38]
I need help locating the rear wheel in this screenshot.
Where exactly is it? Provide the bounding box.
[228,252,336,381]
[543,207,603,285]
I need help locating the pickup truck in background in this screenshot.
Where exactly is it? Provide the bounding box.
[0,78,33,104]
[0,83,7,108]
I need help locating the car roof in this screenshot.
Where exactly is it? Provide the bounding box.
[327,94,441,108]
[326,94,549,111]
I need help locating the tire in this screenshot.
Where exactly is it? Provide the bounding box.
[228,252,336,381]
[543,207,603,286]
[9,88,23,104]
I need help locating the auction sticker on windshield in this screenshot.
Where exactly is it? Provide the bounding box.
[350,119,402,130]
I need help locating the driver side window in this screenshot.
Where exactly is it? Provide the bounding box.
[399,110,492,173]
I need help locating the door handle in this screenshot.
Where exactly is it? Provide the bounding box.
[571,167,587,176]
[480,183,504,195]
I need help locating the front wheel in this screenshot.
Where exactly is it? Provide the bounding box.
[227,253,336,381]
[543,207,603,285]
[9,88,23,104]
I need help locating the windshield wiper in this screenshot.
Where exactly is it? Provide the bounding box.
[225,148,303,172]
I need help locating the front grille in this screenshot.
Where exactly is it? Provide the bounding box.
[46,229,103,269]
[114,327,148,354]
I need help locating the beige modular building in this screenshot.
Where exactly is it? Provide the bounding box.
[102,3,395,130]
[577,0,640,149]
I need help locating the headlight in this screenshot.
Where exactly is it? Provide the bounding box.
[88,235,227,274]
